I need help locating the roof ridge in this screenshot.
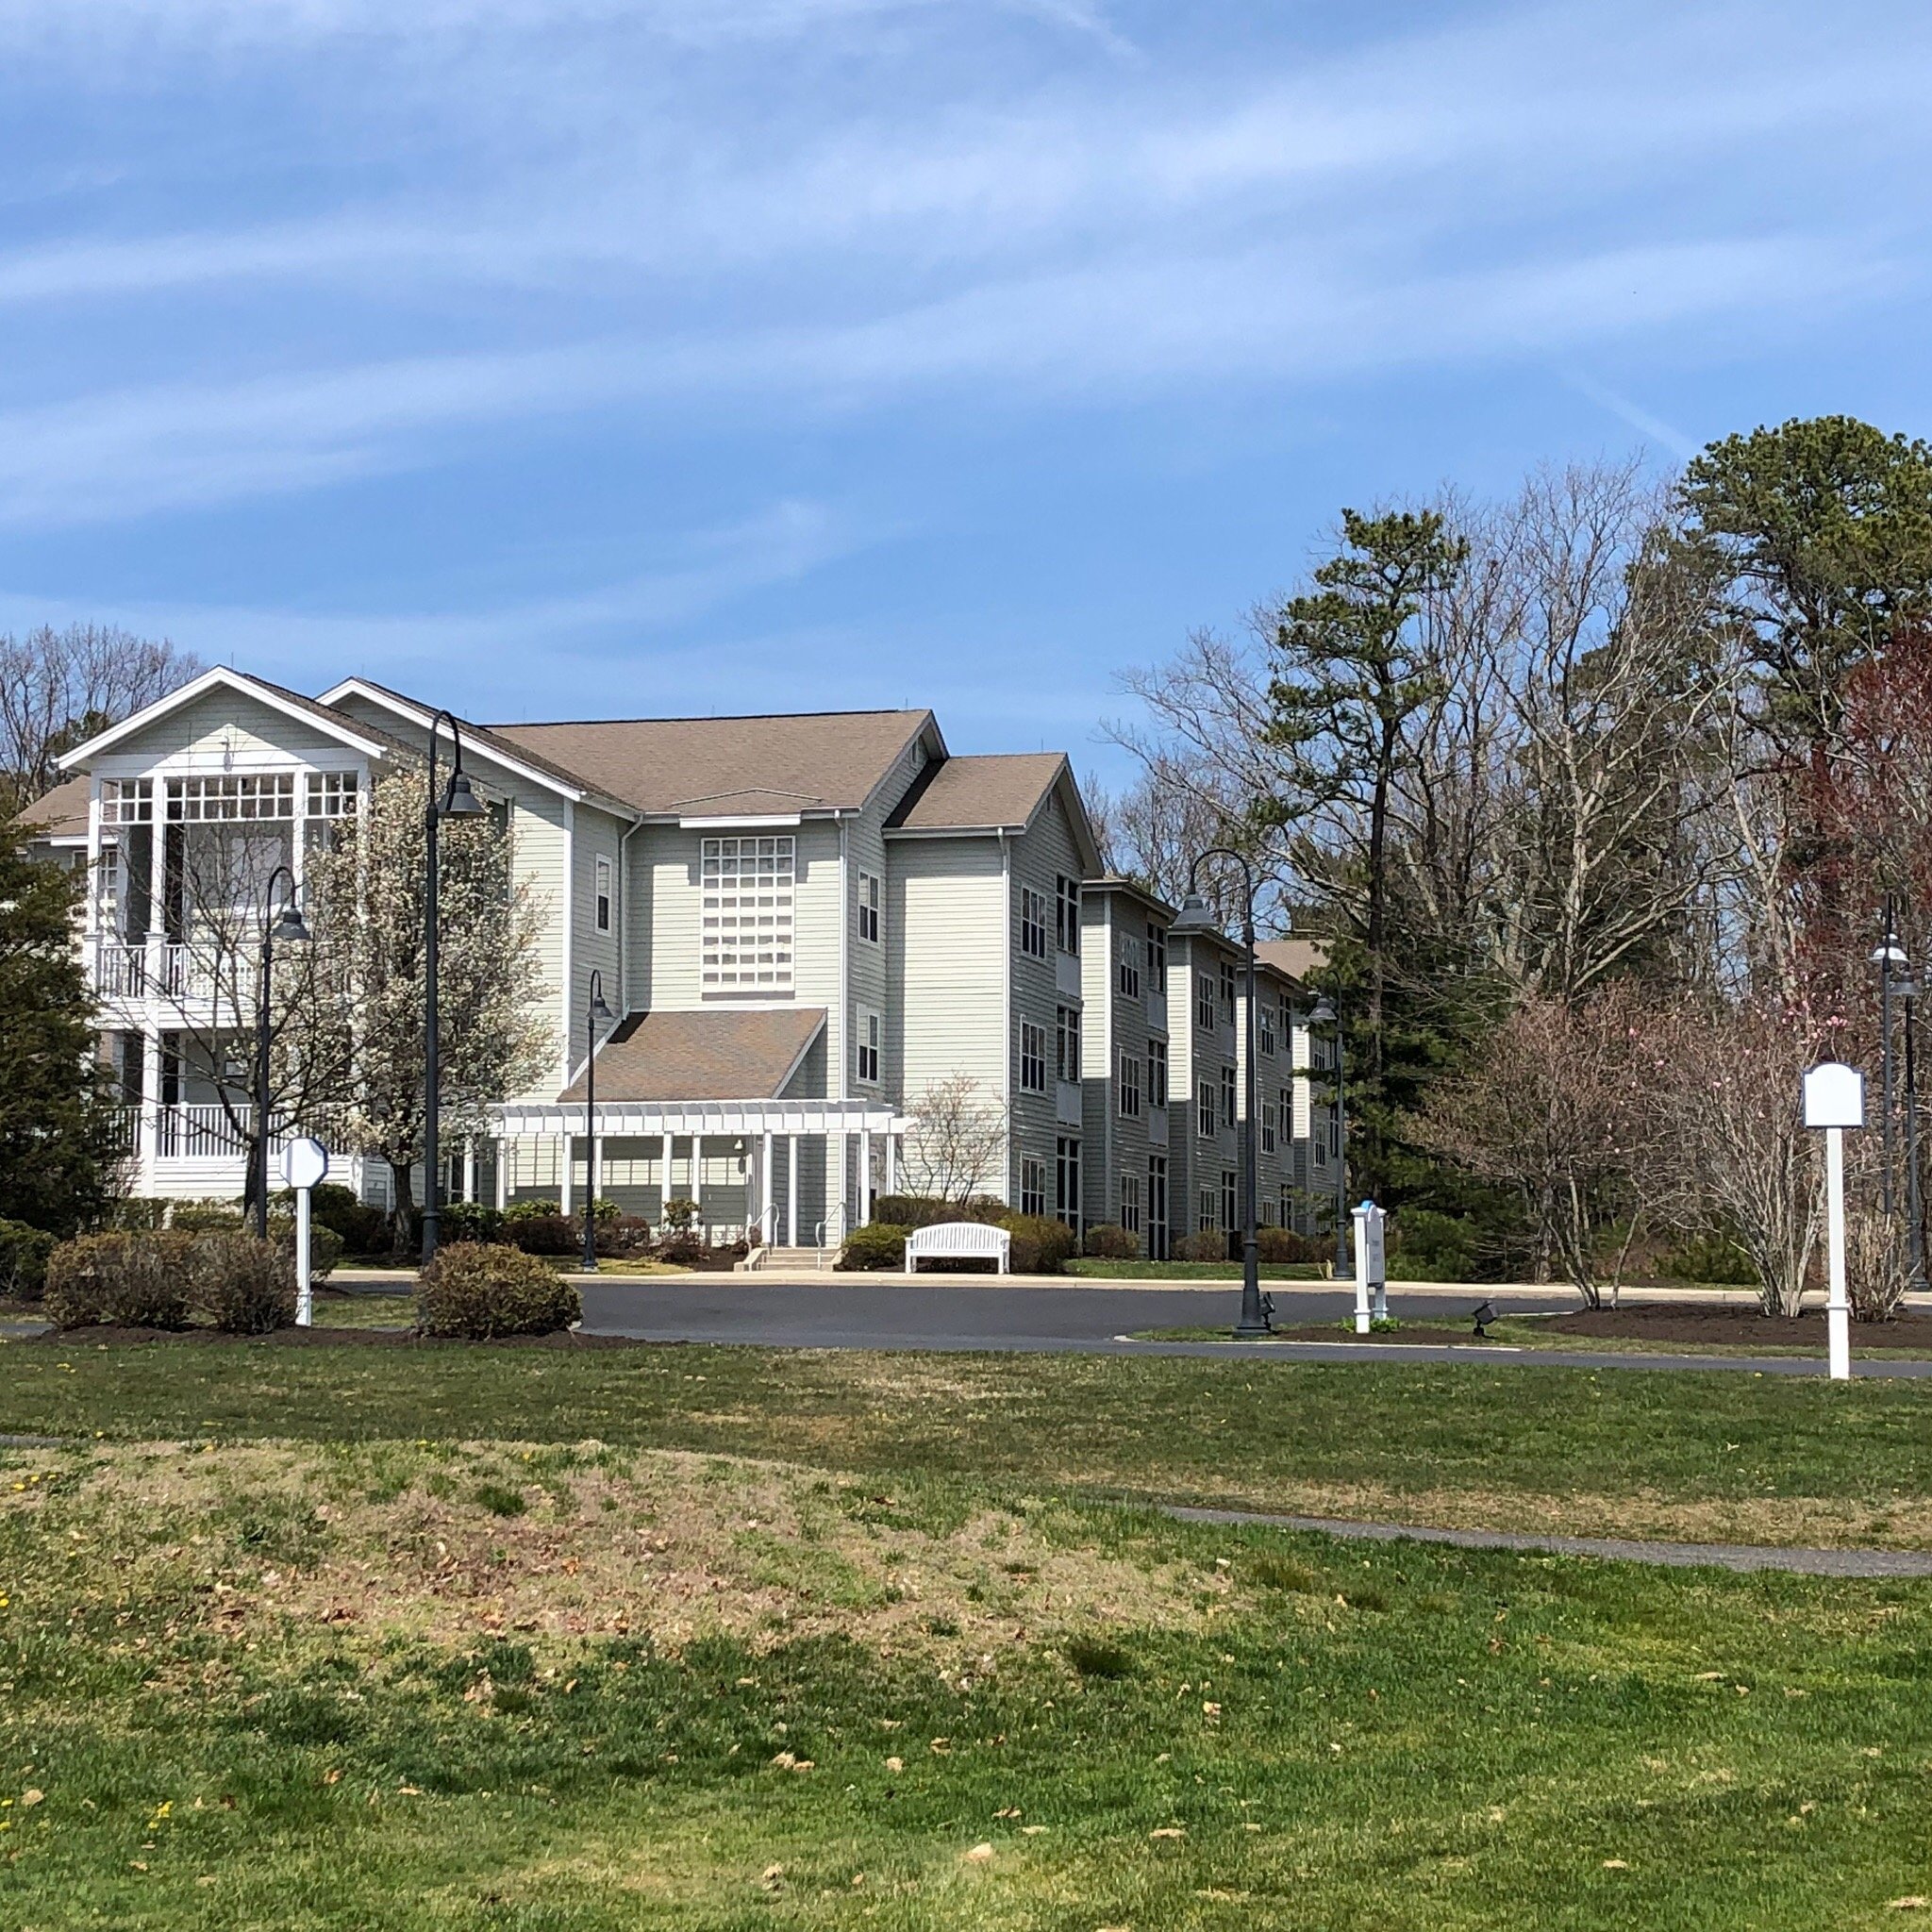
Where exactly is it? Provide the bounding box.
[489,708,930,727]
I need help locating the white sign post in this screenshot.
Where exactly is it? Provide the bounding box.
[278,1137,330,1327]
[1802,1063,1865,1382]
[1352,1199,1387,1335]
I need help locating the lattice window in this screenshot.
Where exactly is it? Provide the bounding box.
[101,779,153,824]
[167,774,296,821]
[701,836,794,990]
[305,772,358,818]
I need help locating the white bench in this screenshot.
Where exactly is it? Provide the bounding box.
[904,1221,1010,1275]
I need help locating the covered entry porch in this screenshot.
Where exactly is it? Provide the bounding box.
[489,1098,908,1248]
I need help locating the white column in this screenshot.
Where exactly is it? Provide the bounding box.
[760,1130,774,1241]
[828,1131,845,1240]
[661,1130,675,1211]
[787,1135,799,1247]
[691,1135,704,1217]
[462,1139,476,1206]
[591,1131,604,1213]
[858,1127,873,1226]
[1826,1124,1851,1381]
[494,1137,508,1210]
[885,1130,898,1196]
[138,1027,161,1195]
[558,1134,573,1218]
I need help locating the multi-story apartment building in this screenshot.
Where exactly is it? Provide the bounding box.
[27,665,1333,1251]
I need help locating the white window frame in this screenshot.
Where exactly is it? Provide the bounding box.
[1020,886,1049,961]
[1020,1022,1048,1094]
[1147,921,1167,993]
[1198,1080,1216,1140]
[1258,1002,1276,1058]
[1196,973,1216,1032]
[1119,1173,1141,1237]
[1117,935,1141,1001]
[1055,874,1081,955]
[1261,1095,1277,1155]
[1147,1038,1168,1108]
[1118,1050,1141,1119]
[1021,1156,1048,1218]
[857,868,881,945]
[701,834,795,991]
[594,854,612,934]
[1056,1135,1082,1231]
[1056,1004,1081,1084]
[1221,1065,1237,1128]
[856,1006,881,1086]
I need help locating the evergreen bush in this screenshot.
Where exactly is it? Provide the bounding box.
[417,1242,582,1338]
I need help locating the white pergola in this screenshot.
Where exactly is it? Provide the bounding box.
[490,1096,909,1242]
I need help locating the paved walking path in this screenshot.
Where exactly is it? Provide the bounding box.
[1162,1504,1932,1577]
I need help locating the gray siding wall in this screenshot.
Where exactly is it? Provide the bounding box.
[1007,790,1085,1210]
[888,834,1009,1199]
[568,803,627,1074]
[1081,888,1167,1250]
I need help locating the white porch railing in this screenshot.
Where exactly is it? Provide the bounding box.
[112,1106,348,1165]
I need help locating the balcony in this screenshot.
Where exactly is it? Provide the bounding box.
[110,1106,350,1175]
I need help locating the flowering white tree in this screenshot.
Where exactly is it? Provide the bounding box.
[302,770,553,1236]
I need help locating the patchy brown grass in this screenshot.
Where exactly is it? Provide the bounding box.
[1,1441,1242,1668]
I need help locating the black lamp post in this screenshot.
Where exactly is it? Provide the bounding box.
[1307,995,1349,1276]
[1170,853,1269,1341]
[580,969,616,1272]
[422,713,485,1264]
[1874,915,1907,1217]
[252,863,310,1240]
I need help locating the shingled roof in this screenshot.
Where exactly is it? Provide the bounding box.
[559,1008,825,1104]
[885,752,1067,833]
[19,774,90,841]
[486,710,934,820]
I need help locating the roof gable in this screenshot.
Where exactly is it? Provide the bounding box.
[55,667,395,770]
[559,1008,826,1104]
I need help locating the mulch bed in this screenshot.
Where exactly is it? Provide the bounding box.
[25,1325,667,1350]
[1542,1305,1932,1350]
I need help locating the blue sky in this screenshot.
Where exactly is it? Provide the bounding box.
[3,0,1930,780]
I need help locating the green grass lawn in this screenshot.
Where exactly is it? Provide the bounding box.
[1065,1258,1330,1281]
[5,1338,1932,1926]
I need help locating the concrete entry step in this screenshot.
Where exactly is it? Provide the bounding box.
[740,1245,835,1273]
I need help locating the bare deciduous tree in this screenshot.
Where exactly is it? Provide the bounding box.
[1411,988,1649,1307]
[902,1074,1007,1205]
[0,625,201,806]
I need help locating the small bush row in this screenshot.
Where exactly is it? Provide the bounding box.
[45,1230,297,1333]
[838,1208,1081,1274]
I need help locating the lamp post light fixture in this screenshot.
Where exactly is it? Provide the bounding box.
[1874,915,1908,1218]
[580,969,616,1273]
[252,863,310,1240]
[422,712,485,1264]
[1170,854,1270,1341]
[1307,995,1349,1276]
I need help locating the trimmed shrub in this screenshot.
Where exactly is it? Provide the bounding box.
[0,1219,57,1302]
[838,1223,910,1271]
[1257,1224,1324,1264]
[1174,1229,1229,1263]
[170,1200,245,1232]
[417,1242,582,1339]
[439,1201,506,1246]
[505,1213,580,1257]
[1082,1221,1137,1259]
[998,1213,1077,1275]
[595,1215,657,1259]
[306,1184,395,1257]
[191,1231,297,1334]
[44,1231,196,1329]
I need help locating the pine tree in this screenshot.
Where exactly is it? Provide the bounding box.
[0,812,119,1232]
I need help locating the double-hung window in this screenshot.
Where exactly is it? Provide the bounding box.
[1020,887,1048,960]
[1221,1065,1237,1129]
[1117,936,1141,1001]
[1197,1079,1217,1140]
[701,835,794,990]
[1118,1051,1141,1118]
[857,869,881,945]
[1147,922,1167,993]
[1056,1136,1082,1230]
[1056,1005,1081,1084]
[1119,1173,1141,1238]
[1196,974,1217,1031]
[1197,1188,1218,1232]
[594,855,612,934]
[1219,961,1236,1025]
[1055,874,1081,955]
[1020,1022,1048,1094]
[1021,1157,1047,1218]
[1258,1002,1276,1058]
[1261,1095,1277,1155]
[1146,1039,1168,1108]
[856,1008,881,1086]
[1222,1169,1238,1234]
